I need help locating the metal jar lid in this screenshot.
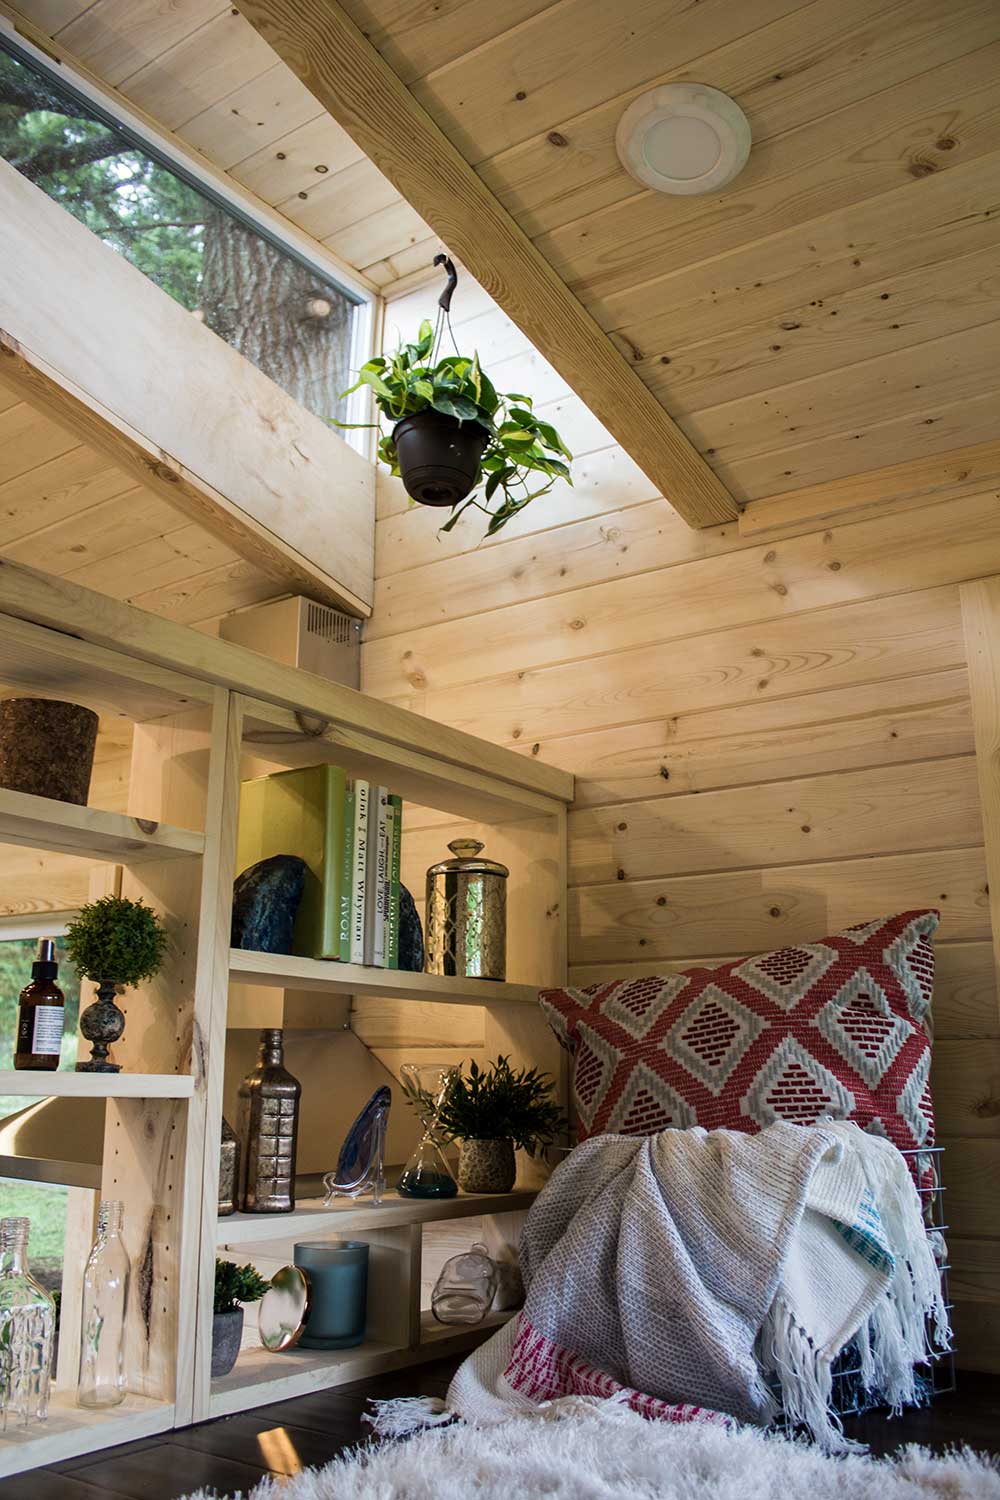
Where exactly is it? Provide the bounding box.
[426,838,509,879]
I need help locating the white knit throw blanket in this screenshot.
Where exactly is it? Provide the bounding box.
[430,1122,949,1452]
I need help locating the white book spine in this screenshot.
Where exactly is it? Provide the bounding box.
[350,780,370,965]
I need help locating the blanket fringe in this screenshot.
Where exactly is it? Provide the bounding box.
[366,1396,451,1438]
[763,1295,860,1455]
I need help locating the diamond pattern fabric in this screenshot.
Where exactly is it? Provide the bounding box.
[539,910,938,1177]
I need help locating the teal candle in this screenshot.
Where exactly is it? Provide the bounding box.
[294,1240,369,1350]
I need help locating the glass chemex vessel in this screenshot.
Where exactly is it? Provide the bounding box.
[397,1063,460,1199]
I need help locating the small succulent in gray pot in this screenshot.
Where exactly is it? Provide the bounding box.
[434,1056,566,1195]
[212,1259,269,1378]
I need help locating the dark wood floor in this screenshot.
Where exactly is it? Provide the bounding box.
[4,1362,998,1499]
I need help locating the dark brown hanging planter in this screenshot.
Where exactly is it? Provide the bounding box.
[393,409,490,508]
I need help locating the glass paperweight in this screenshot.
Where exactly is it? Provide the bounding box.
[323,1086,391,1207]
[431,1242,499,1325]
[0,1216,55,1428]
[78,1199,131,1409]
[397,1063,459,1199]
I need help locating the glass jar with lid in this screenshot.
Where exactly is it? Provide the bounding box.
[425,839,509,980]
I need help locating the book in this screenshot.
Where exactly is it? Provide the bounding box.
[338,785,355,963]
[236,764,346,960]
[349,780,370,965]
[367,786,391,967]
[387,794,402,969]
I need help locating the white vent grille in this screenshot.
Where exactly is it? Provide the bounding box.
[305,601,359,646]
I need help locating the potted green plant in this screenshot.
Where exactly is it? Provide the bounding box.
[65,895,169,1073]
[434,1055,566,1194]
[333,318,572,537]
[212,1259,269,1377]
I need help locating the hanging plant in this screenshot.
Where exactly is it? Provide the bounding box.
[331,257,572,537]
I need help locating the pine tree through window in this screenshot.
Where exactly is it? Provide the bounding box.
[0,37,366,427]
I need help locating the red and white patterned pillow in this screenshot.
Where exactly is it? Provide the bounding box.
[539,910,937,1172]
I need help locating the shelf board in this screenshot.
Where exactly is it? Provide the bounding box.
[230,948,541,1008]
[0,787,204,862]
[218,1188,538,1245]
[420,1307,510,1345]
[209,1315,510,1417]
[0,1392,174,1478]
[0,1071,194,1099]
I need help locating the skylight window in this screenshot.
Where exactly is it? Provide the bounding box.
[0,36,369,428]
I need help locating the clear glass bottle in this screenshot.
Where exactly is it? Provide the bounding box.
[0,1216,55,1428]
[78,1200,130,1409]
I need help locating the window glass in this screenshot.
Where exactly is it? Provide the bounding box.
[0,41,363,425]
[0,936,82,1298]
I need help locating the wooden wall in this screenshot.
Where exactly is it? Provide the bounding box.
[361,278,1000,1373]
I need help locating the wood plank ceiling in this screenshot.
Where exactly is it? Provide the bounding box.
[0,370,289,629]
[6,0,436,287]
[7,0,1000,531]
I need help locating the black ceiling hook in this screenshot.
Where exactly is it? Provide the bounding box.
[434,252,458,313]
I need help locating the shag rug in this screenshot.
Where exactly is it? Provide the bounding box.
[182,1398,1000,1499]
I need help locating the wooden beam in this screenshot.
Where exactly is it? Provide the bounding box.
[0,159,375,615]
[233,0,739,531]
[0,558,574,806]
[0,337,364,616]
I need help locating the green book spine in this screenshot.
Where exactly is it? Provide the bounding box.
[319,763,347,959]
[338,785,355,963]
[387,794,402,969]
[350,780,370,966]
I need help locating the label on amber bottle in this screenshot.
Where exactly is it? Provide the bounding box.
[29,1005,63,1055]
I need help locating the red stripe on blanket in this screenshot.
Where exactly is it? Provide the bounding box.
[504,1316,731,1426]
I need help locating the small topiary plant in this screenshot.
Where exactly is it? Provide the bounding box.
[65,895,169,986]
[214,1258,269,1316]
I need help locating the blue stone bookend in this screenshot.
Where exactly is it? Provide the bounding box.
[399,883,425,972]
[231,854,306,953]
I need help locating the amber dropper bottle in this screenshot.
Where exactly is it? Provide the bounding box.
[14,938,64,1071]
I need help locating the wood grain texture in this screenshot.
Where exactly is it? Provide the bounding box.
[568,847,990,964]
[363,489,1000,699]
[232,0,739,528]
[568,757,982,885]
[510,670,973,807]
[740,440,1000,538]
[960,577,1000,1004]
[476,0,1000,234]
[380,585,966,745]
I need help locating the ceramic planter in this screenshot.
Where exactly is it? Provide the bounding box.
[393,410,489,507]
[211,1307,244,1377]
[458,1137,516,1194]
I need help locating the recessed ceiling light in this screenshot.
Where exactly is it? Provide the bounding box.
[616,84,751,196]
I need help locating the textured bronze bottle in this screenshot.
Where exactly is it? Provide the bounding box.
[236,1029,301,1213]
[425,838,509,981]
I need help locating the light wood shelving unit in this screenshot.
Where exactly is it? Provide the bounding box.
[0,1073,194,1099]
[230,949,543,1008]
[0,559,572,1475]
[217,1188,539,1245]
